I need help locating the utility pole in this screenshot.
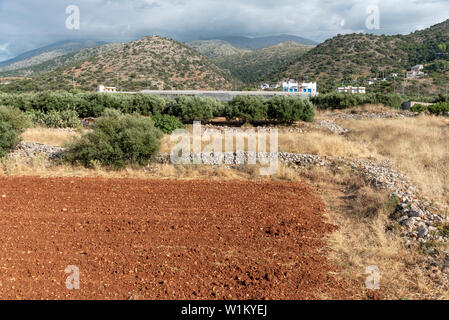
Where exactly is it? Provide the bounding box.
[116,72,120,92]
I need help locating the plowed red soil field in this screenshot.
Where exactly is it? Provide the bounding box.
[0,177,352,299]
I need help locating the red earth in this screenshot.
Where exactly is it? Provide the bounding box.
[0,177,353,299]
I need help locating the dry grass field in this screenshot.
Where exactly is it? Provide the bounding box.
[21,127,81,147]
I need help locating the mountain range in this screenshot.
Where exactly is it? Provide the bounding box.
[203,35,317,50]
[0,40,107,72]
[1,21,449,94]
[0,36,234,92]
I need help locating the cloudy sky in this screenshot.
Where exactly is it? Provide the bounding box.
[1,0,449,61]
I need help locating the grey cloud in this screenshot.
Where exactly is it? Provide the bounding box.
[1,0,449,60]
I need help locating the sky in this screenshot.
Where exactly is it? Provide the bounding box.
[1,0,449,61]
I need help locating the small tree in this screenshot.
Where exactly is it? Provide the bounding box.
[267,96,316,123]
[168,96,215,122]
[63,109,163,169]
[0,106,31,157]
[224,95,268,121]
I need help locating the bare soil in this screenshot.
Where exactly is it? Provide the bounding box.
[0,177,354,300]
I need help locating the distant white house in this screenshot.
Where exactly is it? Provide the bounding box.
[407,64,425,78]
[300,82,317,94]
[282,80,299,92]
[97,85,117,93]
[260,83,270,90]
[336,86,366,94]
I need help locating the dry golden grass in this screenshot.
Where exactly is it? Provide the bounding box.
[0,155,298,182]
[302,166,449,300]
[21,127,81,146]
[315,104,400,119]
[160,125,373,158]
[340,115,449,206]
[277,131,373,157]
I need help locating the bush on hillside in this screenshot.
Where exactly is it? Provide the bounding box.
[63,109,163,169]
[0,106,31,157]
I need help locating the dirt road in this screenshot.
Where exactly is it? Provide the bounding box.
[0,177,352,299]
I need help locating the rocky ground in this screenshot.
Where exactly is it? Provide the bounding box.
[8,142,64,160]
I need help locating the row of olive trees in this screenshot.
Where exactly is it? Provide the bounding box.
[310,92,404,109]
[224,95,315,123]
[0,91,316,123]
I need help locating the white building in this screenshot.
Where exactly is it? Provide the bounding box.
[97,85,117,93]
[411,64,424,72]
[407,64,426,78]
[336,86,366,94]
[300,82,317,94]
[282,80,299,92]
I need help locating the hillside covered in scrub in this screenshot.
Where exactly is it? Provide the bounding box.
[0,36,234,92]
[278,19,449,90]
[0,40,108,72]
[214,42,313,85]
[186,40,250,59]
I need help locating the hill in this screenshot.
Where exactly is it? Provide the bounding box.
[0,36,233,92]
[186,40,250,59]
[0,40,107,72]
[0,43,121,77]
[215,42,313,84]
[279,19,449,91]
[208,34,317,50]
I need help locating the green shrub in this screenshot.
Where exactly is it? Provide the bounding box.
[427,102,449,116]
[411,102,449,115]
[311,92,404,109]
[152,114,185,134]
[267,96,315,123]
[410,104,429,113]
[168,96,215,122]
[0,106,31,157]
[27,109,81,128]
[63,109,163,169]
[225,95,267,121]
[375,93,403,109]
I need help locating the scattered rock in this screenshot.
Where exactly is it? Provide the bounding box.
[418,227,429,238]
[316,120,349,135]
[8,143,64,160]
